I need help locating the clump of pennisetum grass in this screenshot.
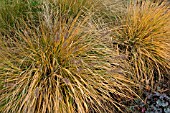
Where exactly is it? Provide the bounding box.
[113,1,170,90]
[0,1,138,113]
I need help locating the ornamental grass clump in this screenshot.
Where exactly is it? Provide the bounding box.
[0,1,138,113]
[113,1,170,89]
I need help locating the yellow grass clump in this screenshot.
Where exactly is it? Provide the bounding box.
[113,1,170,89]
[0,1,139,112]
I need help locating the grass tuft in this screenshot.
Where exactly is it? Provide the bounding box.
[0,1,138,112]
[113,1,170,90]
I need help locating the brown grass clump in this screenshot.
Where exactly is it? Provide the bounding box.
[112,1,170,90]
[0,1,138,113]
